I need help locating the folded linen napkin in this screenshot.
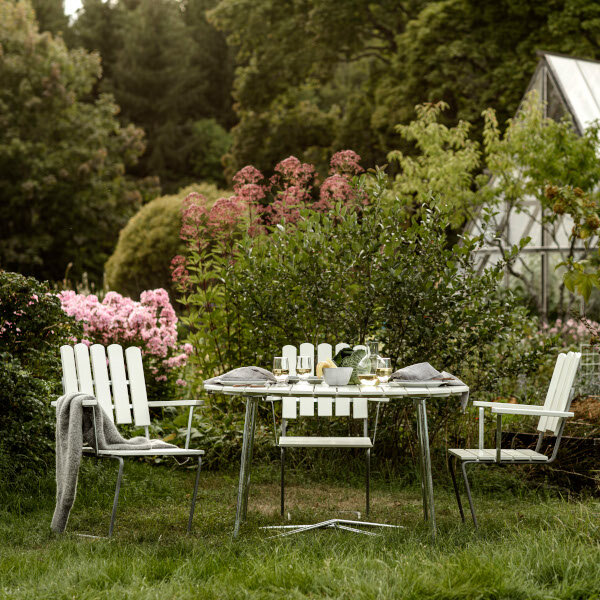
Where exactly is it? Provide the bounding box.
[204,366,276,385]
[390,362,469,410]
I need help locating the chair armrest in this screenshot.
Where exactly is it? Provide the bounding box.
[472,401,497,408]
[491,405,573,417]
[147,400,204,408]
[51,398,98,408]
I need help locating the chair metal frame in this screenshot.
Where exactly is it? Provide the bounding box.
[55,343,205,537]
[449,351,580,528]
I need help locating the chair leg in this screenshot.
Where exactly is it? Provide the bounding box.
[280,447,286,517]
[365,448,370,517]
[460,460,478,529]
[449,456,465,522]
[187,456,202,533]
[108,457,125,538]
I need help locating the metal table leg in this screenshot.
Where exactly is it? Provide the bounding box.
[234,397,253,538]
[241,397,258,522]
[417,398,436,540]
[414,399,428,522]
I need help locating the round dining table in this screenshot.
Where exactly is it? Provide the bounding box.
[203,380,469,540]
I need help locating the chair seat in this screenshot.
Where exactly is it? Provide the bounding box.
[278,436,373,448]
[83,447,204,456]
[449,448,548,462]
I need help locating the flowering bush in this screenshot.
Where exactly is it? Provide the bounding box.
[59,288,191,401]
[0,272,82,476]
[171,149,366,291]
[542,317,599,347]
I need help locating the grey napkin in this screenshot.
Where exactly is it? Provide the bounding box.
[390,362,469,410]
[390,362,441,382]
[204,366,276,385]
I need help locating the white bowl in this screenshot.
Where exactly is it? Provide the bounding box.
[323,367,353,386]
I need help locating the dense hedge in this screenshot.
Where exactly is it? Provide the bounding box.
[0,272,81,478]
[105,183,228,299]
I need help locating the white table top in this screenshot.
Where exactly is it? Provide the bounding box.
[204,382,469,400]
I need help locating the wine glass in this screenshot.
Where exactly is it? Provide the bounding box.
[272,357,289,382]
[376,357,392,384]
[296,355,312,383]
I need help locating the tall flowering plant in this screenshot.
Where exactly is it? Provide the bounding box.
[59,288,191,402]
[170,150,366,384]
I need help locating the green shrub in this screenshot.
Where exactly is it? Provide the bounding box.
[0,272,81,477]
[105,183,229,299]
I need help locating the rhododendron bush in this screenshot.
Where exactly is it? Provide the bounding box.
[59,288,191,402]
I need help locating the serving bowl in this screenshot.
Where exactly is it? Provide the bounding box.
[322,367,353,386]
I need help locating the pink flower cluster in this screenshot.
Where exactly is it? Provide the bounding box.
[172,150,366,287]
[59,288,192,383]
[542,317,599,344]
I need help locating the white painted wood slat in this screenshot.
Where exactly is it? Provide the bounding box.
[107,344,132,424]
[125,346,151,427]
[317,343,333,363]
[317,397,333,417]
[283,345,297,376]
[335,397,351,417]
[74,343,95,396]
[282,397,297,419]
[299,343,315,375]
[299,397,315,417]
[60,345,79,395]
[335,342,350,355]
[89,344,114,422]
[538,353,566,432]
[352,397,368,419]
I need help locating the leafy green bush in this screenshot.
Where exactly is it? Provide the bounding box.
[105,183,229,299]
[170,166,550,469]
[0,272,81,477]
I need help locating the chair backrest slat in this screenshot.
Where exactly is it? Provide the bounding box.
[538,352,580,434]
[335,342,350,355]
[282,397,297,419]
[317,397,333,416]
[299,343,315,375]
[317,343,333,363]
[547,352,580,434]
[537,353,567,433]
[60,345,79,395]
[283,344,297,376]
[107,344,132,424]
[125,347,151,427]
[74,343,95,396]
[89,344,114,422]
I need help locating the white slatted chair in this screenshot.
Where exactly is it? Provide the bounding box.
[275,342,378,518]
[449,352,581,528]
[55,343,205,537]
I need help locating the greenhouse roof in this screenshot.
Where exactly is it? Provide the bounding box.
[531,52,600,133]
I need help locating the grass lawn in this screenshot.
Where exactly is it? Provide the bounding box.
[1,460,599,599]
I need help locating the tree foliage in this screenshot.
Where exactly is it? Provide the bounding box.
[0,1,150,284]
[212,0,600,177]
[70,0,234,190]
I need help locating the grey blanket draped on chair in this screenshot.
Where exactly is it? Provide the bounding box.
[51,392,175,533]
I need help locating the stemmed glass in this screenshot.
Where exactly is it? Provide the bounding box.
[376,357,392,384]
[273,357,289,382]
[296,355,312,383]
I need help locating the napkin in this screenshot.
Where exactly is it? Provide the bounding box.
[204,366,276,385]
[390,362,469,410]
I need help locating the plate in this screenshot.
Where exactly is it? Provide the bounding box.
[387,380,444,387]
[218,379,274,386]
[307,376,324,384]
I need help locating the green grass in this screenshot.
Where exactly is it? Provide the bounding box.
[1,461,599,599]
